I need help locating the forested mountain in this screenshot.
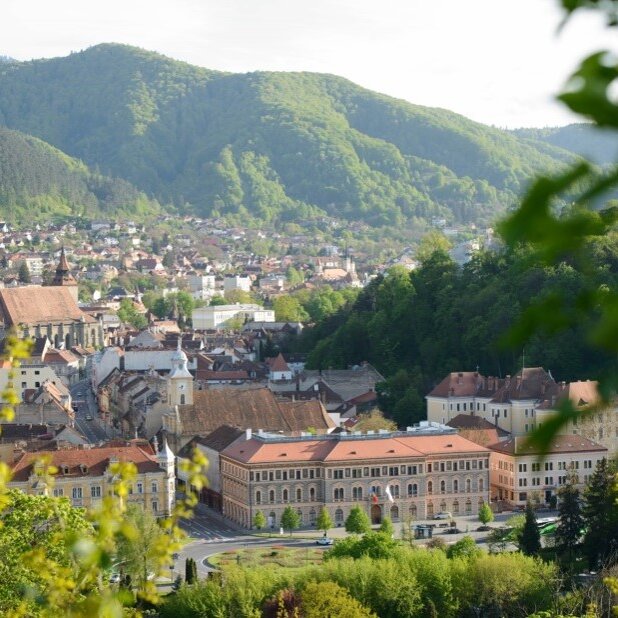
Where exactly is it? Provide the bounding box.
[0,126,160,221]
[513,123,618,166]
[0,44,576,227]
[298,240,618,427]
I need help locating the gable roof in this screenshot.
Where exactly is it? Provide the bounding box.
[10,442,162,482]
[177,387,334,437]
[0,286,95,326]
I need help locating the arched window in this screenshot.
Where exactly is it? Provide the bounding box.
[390,484,400,498]
[269,490,275,503]
[466,478,471,493]
[479,478,484,492]
[334,487,344,501]
[352,486,363,501]
[335,508,344,523]
[255,490,262,504]
[270,511,276,525]
[427,502,434,517]
[440,501,447,512]
[427,481,433,495]
[453,500,459,515]
[296,488,302,502]
[440,480,446,494]
[409,504,417,519]
[282,489,289,502]
[310,487,316,501]
[310,508,316,524]
[180,394,186,405]
[390,505,399,521]
[465,499,472,514]
[453,479,459,493]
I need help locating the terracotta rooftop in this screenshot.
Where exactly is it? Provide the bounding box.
[10,443,162,482]
[0,286,96,326]
[223,432,488,464]
[488,434,607,456]
[268,353,290,373]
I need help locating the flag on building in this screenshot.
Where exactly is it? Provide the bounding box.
[385,485,394,503]
[371,492,378,504]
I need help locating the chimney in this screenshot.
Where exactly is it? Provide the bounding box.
[245,428,252,441]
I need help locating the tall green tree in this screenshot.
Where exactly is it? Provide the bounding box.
[115,504,167,589]
[253,510,266,531]
[316,507,333,535]
[379,516,394,537]
[518,502,541,556]
[478,502,494,526]
[345,505,371,535]
[280,506,301,536]
[17,261,31,283]
[555,475,584,561]
[582,458,618,569]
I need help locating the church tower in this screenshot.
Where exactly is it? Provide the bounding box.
[167,337,193,407]
[50,246,79,304]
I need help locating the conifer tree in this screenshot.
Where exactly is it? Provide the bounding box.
[555,475,583,561]
[583,458,618,569]
[518,501,541,556]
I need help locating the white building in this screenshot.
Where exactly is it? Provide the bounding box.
[489,435,607,507]
[192,304,275,330]
[188,274,217,300]
[223,275,251,294]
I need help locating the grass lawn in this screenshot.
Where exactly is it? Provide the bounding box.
[208,546,325,569]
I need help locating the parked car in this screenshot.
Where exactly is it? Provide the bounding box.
[433,512,452,520]
[85,414,93,421]
[316,537,333,546]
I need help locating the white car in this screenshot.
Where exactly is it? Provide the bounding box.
[316,537,333,546]
[433,512,452,520]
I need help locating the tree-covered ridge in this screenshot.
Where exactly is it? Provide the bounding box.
[0,125,160,221]
[0,44,578,227]
[298,239,618,427]
[513,123,618,166]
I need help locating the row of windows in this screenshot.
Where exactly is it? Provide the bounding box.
[251,468,320,482]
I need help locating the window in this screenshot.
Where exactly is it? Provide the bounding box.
[310,487,316,501]
[466,478,471,492]
[269,490,275,503]
[91,486,102,498]
[276,470,281,480]
[256,491,262,504]
[136,482,143,494]
[72,487,83,499]
[408,483,418,496]
[453,479,459,493]
[427,481,433,495]
[151,481,158,493]
[53,488,64,497]
[333,488,344,501]
[352,487,363,500]
[334,469,344,479]
[283,489,289,502]
[335,508,344,523]
[296,488,302,502]
[152,500,158,514]
[440,480,446,494]
[518,464,527,473]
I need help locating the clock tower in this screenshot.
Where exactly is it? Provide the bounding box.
[167,338,193,407]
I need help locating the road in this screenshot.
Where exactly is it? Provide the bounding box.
[171,503,559,578]
[70,378,110,443]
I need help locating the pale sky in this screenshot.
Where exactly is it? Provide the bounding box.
[1,0,615,128]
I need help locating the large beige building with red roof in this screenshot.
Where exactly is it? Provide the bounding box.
[427,368,618,454]
[220,424,490,529]
[9,438,176,516]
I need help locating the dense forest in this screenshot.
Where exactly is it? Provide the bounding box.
[0,43,587,227]
[0,126,160,221]
[297,237,618,427]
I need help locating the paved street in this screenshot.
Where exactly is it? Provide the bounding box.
[70,378,110,443]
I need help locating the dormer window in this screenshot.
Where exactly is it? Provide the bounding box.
[80,464,88,474]
[62,465,70,475]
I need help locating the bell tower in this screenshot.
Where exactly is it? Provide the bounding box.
[50,246,79,304]
[167,337,193,407]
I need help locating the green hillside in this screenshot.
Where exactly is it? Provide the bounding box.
[0,126,160,222]
[513,123,618,166]
[0,44,576,226]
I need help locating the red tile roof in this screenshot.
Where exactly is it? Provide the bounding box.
[10,443,162,482]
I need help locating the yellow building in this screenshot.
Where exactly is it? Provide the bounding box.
[9,438,176,516]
